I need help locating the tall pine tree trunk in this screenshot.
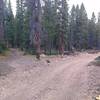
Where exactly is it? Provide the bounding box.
[57,0,68,55]
[0,0,4,43]
[29,0,41,60]
[59,33,64,55]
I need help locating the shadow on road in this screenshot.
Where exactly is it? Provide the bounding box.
[0,63,15,77]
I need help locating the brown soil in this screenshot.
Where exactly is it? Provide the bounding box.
[0,49,100,100]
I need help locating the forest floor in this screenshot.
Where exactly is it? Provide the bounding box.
[0,49,100,100]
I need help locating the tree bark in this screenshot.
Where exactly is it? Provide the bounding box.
[0,0,4,43]
[29,0,41,60]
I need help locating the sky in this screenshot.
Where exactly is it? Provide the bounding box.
[11,0,100,18]
[69,0,100,18]
[11,0,16,15]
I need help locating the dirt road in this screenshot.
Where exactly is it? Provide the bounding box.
[0,50,100,100]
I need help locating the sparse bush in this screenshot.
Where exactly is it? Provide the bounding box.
[46,50,58,55]
[0,43,7,54]
[90,56,100,66]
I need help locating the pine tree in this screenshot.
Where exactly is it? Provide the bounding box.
[79,3,88,49]
[1,0,100,54]
[72,3,88,50]
[16,0,25,48]
[5,0,15,47]
[56,0,69,55]
[22,8,30,51]
[29,0,42,59]
[75,4,83,50]
[96,12,100,49]
[42,0,56,54]
[88,12,96,49]
[0,0,4,42]
[69,5,76,50]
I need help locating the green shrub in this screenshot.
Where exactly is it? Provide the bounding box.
[0,43,7,53]
[24,47,36,55]
[46,50,58,55]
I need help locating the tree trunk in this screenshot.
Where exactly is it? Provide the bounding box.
[29,0,41,60]
[59,33,64,56]
[0,0,4,43]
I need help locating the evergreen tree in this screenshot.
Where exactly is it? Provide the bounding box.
[88,12,96,49]
[72,3,88,50]
[69,5,76,50]
[1,0,100,54]
[22,8,30,51]
[5,0,15,47]
[73,5,80,49]
[0,0,4,42]
[96,12,100,49]
[56,0,69,55]
[42,0,56,54]
[16,0,25,48]
[79,3,88,49]
[29,0,42,59]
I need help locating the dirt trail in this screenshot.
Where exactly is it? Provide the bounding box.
[0,50,100,100]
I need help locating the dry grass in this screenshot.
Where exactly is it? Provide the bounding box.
[0,51,11,62]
